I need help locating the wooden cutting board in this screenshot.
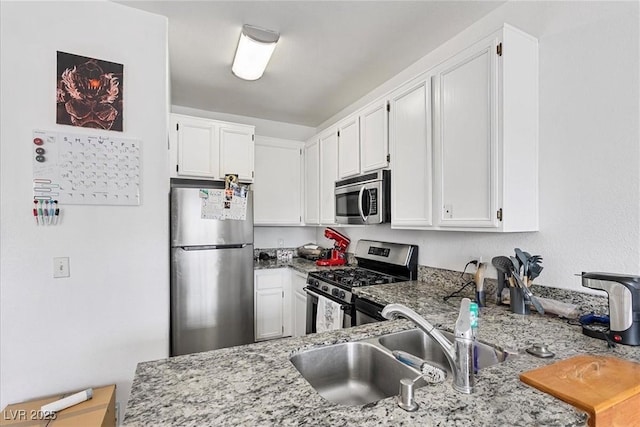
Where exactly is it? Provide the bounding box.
[520,355,640,427]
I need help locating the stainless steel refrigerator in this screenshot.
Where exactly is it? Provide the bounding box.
[170,180,254,356]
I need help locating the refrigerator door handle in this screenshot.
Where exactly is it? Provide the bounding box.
[180,244,248,251]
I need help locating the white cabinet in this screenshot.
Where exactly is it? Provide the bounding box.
[219,124,255,182]
[337,116,360,179]
[303,138,320,225]
[319,130,339,224]
[171,115,219,178]
[254,137,303,225]
[360,99,389,173]
[254,269,291,341]
[431,25,538,231]
[389,77,433,228]
[291,271,308,338]
[169,113,255,182]
[304,130,338,226]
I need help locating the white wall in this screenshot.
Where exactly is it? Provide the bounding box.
[0,1,169,413]
[318,1,640,292]
[254,227,318,249]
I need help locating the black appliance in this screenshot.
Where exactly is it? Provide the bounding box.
[305,239,418,333]
[582,272,640,346]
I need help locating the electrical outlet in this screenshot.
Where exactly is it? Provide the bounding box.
[53,257,70,278]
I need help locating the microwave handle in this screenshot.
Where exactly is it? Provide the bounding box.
[358,186,369,223]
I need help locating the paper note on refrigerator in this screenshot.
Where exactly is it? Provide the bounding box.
[200,188,247,220]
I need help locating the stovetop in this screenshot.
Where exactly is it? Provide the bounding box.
[308,267,397,289]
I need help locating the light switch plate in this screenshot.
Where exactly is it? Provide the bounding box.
[53,257,70,278]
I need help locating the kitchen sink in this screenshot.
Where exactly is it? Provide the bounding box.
[290,341,426,406]
[290,328,507,406]
[377,329,507,371]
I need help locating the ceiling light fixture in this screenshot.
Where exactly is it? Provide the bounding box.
[232,24,280,81]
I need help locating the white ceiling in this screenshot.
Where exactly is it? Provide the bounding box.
[118,1,505,127]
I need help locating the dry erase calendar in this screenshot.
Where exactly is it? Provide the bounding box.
[32,129,141,205]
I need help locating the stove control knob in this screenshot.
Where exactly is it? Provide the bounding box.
[331,288,339,297]
[339,291,346,299]
[322,285,329,292]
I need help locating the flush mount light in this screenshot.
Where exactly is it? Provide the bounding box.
[232,24,280,81]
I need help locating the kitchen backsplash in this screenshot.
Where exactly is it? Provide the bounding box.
[417,265,608,314]
[254,249,608,314]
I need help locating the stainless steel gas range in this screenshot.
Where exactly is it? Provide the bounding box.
[305,240,418,333]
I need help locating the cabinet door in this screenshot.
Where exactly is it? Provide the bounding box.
[304,139,320,225]
[432,40,498,228]
[174,116,219,178]
[389,79,433,228]
[254,270,285,341]
[319,131,338,224]
[219,124,255,182]
[291,272,307,337]
[337,116,360,178]
[360,100,389,172]
[294,291,307,338]
[254,137,302,225]
[255,288,284,341]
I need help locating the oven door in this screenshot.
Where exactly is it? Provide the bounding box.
[305,288,353,334]
[354,297,387,326]
[335,182,382,225]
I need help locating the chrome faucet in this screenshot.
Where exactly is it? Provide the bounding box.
[381,299,475,394]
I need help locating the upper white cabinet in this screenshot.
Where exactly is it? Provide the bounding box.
[337,115,360,179]
[169,113,255,182]
[360,99,389,173]
[389,77,433,229]
[219,124,255,182]
[303,138,320,225]
[319,130,339,224]
[336,102,389,179]
[431,25,538,231]
[304,130,339,226]
[171,115,219,178]
[254,136,303,226]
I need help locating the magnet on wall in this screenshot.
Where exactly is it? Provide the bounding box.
[35,155,46,163]
[33,137,44,145]
[35,147,45,155]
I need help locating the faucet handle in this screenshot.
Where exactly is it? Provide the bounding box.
[455,298,473,340]
[397,378,419,412]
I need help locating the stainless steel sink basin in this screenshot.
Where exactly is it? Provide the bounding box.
[378,329,507,371]
[290,341,426,406]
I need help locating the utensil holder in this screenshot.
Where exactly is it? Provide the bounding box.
[510,286,530,315]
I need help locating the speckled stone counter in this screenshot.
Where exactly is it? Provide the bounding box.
[125,270,639,426]
[254,257,350,274]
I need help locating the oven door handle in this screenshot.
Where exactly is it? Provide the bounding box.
[304,287,350,311]
[358,186,368,223]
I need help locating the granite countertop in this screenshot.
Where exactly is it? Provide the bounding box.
[124,271,640,426]
[253,257,350,274]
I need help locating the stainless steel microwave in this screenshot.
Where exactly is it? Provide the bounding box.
[335,170,390,225]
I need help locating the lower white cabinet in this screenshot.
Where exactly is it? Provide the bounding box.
[291,271,307,337]
[254,268,291,341]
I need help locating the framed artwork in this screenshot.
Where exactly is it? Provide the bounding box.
[56,51,124,131]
